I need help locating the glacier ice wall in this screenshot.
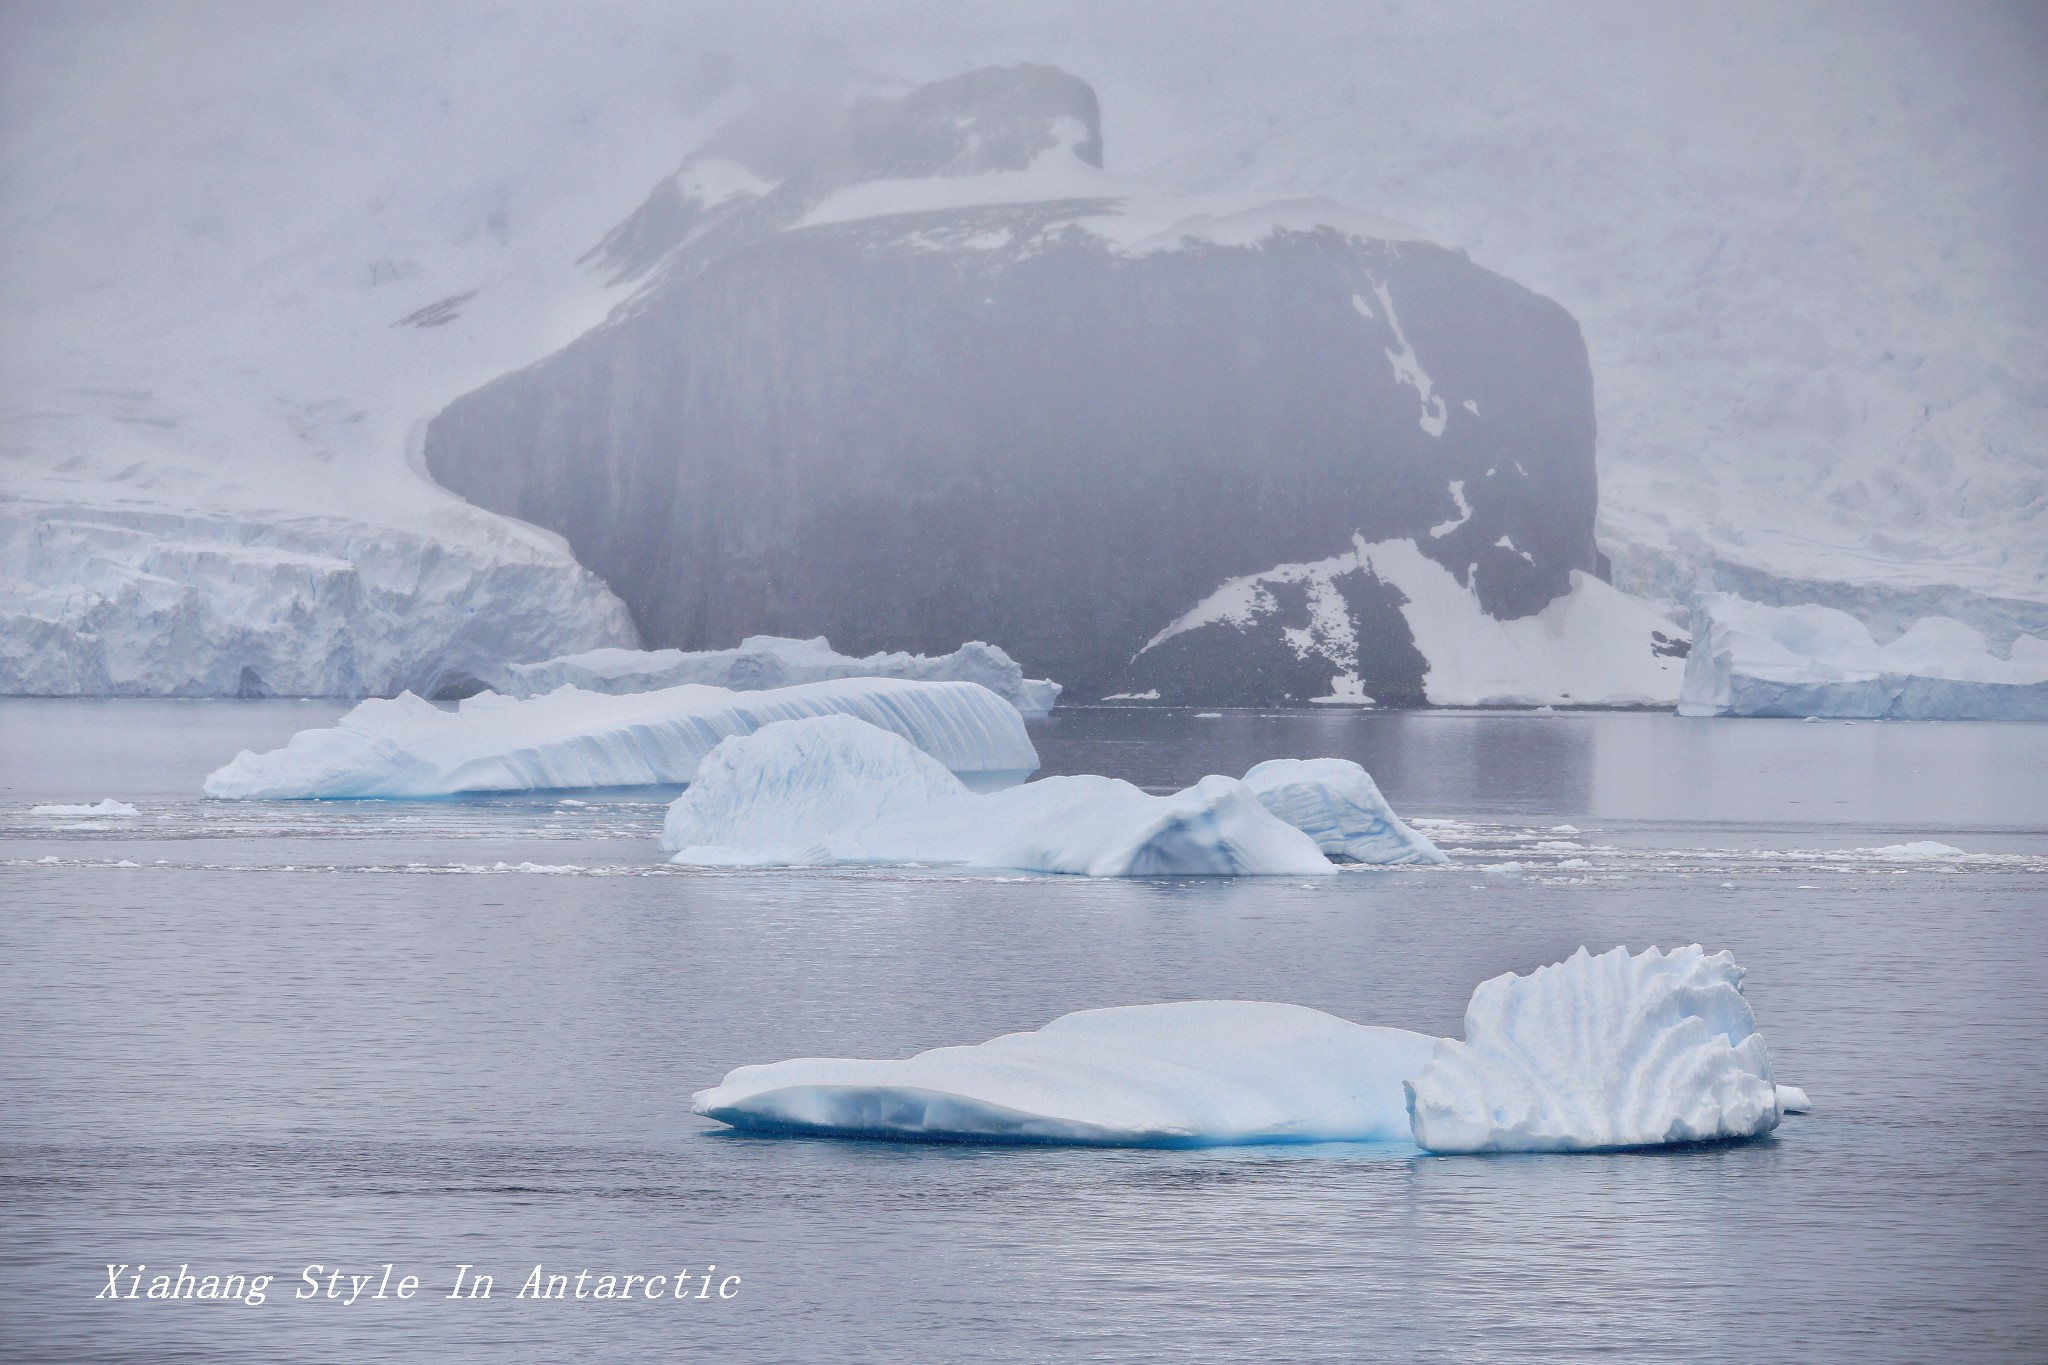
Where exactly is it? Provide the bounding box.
[1,502,639,698]
[1678,593,2048,720]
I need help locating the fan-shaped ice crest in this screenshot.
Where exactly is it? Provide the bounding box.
[1405,944,1782,1153]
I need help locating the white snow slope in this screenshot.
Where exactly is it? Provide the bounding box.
[491,637,1060,716]
[202,678,1039,799]
[1143,536,1688,707]
[7,2,2042,688]
[660,715,1341,877]
[1678,592,2048,719]
[695,944,1797,1150]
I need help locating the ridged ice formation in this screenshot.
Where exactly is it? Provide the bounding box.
[490,636,1059,715]
[661,715,1336,877]
[1242,758,1446,864]
[1405,944,1783,1153]
[202,678,1038,799]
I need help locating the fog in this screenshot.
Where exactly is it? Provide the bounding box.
[2,1,2044,698]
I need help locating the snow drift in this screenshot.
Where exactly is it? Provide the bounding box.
[1678,593,2048,720]
[693,1001,1441,1146]
[660,715,1338,877]
[696,944,1799,1150]
[202,679,1038,799]
[1404,945,1783,1153]
[488,636,1059,715]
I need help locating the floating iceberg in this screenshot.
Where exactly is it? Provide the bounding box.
[1858,841,1964,859]
[1404,945,1783,1153]
[1242,759,1446,864]
[1678,593,2048,720]
[489,637,1060,716]
[29,799,138,817]
[203,679,1038,799]
[697,945,1802,1150]
[693,1002,1441,1146]
[662,715,1336,876]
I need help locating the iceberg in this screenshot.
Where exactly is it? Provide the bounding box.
[1404,945,1783,1153]
[693,1001,1441,1146]
[661,715,1337,877]
[696,946,1805,1150]
[1242,759,1446,864]
[202,679,1038,799]
[1678,593,2048,720]
[489,636,1060,716]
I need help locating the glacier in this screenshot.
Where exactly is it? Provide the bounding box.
[1678,593,2048,720]
[2,500,638,698]
[693,1001,1442,1146]
[1240,759,1445,864]
[661,715,1338,877]
[1404,945,1783,1153]
[695,944,1801,1150]
[487,637,1060,716]
[201,679,1039,799]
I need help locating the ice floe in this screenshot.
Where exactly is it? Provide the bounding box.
[661,715,1336,877]
[489,636,1060,716]
[1405,945,1783,1153]
[1858,841,1964,859]
[202,679,1039,799]
[1679,593,2048,720]
[29,799,138,817]
[693,1001,1441,1145]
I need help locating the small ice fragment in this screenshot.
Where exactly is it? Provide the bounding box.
[1858,841,1964,858]
[1776,1084,1812,1113]
[1193,712,1224,719]
[30,799,137,817]
[1549,825,1580,834]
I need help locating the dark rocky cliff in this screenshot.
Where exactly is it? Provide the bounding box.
[425,67,1599,704]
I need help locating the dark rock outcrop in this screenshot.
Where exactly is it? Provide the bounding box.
[425,67,1599,704]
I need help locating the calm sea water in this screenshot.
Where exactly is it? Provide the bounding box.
[3,701,2045,1362]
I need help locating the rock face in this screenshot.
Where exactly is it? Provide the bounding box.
[425,66,1602,704]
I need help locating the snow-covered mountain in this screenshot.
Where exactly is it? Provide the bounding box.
[424,64,1622,703]
[5,2,2041,696]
